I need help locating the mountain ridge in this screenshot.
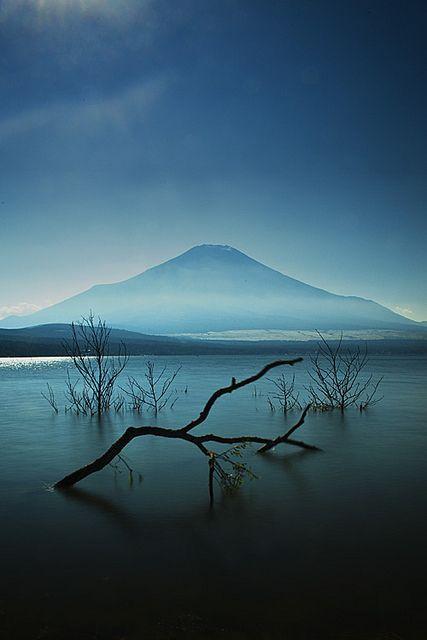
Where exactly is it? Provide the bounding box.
[0,244,417,332]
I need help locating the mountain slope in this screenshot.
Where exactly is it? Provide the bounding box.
[0,244,416,332]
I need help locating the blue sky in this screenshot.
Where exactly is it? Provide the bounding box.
[0,0,426,321]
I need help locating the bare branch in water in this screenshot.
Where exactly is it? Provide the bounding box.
[41,383,59,413]
[54,358,320,501]
[63,312,129,416]
[267,373,302,412]
[122,361,181,414]
[305,331,383,412]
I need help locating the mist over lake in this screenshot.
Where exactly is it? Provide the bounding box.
[1,352,426,639]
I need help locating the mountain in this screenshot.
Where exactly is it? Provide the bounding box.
[0,244,418,332]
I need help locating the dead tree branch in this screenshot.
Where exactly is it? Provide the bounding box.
[54,358,320,497]
[181,358,303,433]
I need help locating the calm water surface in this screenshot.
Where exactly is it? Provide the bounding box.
[1,354,426,639]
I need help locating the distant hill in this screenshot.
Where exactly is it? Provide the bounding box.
[0,244,419,333]
[0,324,202,357]
[0,324,426,357]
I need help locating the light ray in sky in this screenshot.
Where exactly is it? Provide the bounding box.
[0,0,151,25]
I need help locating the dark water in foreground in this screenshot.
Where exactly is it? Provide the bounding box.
[1,354,426,640]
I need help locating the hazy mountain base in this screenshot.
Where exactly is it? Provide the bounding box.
[176,328,427,341]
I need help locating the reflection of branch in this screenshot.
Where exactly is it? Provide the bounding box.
[55,358,320,497]
[59,487,140,534]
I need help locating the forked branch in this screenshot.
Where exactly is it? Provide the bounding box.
[54,358,320,496]
[181,358,303,432]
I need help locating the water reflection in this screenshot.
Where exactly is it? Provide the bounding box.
[1,354,426,639]
[0,356,73,369]
[262,448,318,493]
[59,486,142,536]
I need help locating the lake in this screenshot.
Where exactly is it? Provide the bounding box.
[1,353,426,639]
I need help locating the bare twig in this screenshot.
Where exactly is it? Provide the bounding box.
[41,383,59,413]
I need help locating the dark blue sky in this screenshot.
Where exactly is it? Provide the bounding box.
[0,0,426,320]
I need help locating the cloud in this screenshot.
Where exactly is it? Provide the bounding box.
[393,305,414,318]
[0,0,154,27]
[0,302,41,319]
[0,77,167,141]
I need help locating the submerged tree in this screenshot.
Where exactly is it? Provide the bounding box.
[54,358,320,503]
[267,373,302,412]
[123,361,181,414]
[64,313,129,416]
[306,332,383,412]
[41,383,59,414]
